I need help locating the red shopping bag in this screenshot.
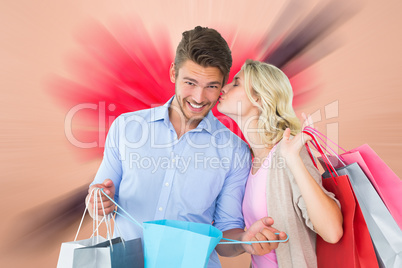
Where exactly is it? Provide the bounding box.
[317,175,378,268]
[303,130,379,268]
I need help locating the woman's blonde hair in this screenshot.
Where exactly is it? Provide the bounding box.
[242,59,301,146]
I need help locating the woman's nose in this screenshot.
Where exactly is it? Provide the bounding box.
[221,85,229,94]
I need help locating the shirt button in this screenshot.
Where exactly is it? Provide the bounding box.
[165,182,169,187]
[172,158,176,163]
[158,207,163,211]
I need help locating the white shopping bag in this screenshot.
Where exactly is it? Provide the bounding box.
[56,188,113,268]
[57,236,106,268]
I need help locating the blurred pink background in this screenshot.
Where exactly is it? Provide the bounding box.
[1,0,401,267]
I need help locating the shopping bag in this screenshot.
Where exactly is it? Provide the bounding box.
[303,127,401,267]
[57,188,144,267]
[101,189,289,268]
[57,236,106,268]
[57,187,108,268]
[304,127,402,230]
[341,144,402,230]
[73,237,144,268]
[302,130,378,268]
[324,163,402,268]
[142,219,222,268]
[317,174,378,268]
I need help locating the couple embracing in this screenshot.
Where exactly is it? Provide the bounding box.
[87,26,343,268]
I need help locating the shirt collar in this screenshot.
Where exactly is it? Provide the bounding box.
[196,109,216,135]
[148,96,174,124]
[149,95,217,135]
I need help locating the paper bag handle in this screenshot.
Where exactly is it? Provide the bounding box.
[74,188,115,249]
[218,234,289,245]
[302,129,339,184]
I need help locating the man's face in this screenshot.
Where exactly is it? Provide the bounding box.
[170,60,224,123]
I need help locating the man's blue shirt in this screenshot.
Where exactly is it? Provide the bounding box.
[92,97,251,266]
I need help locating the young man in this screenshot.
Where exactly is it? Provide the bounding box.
[87,26,286,267]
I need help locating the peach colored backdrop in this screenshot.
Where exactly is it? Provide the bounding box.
[1,0,401,267]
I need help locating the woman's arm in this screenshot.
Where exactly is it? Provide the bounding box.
[281,128,343,243]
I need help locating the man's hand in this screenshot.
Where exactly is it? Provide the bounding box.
[86,179,116,218]
[241,217,287,256]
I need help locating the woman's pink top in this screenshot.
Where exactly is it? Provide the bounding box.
[242,146,278,268]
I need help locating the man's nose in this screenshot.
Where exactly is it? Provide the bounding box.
[192,86,206,103]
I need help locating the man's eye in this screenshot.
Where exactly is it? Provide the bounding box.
[185,82,195,86]
[208,85,218,89]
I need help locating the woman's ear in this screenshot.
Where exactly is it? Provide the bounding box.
[169,63,176,83]
[252,97,262,111]
[255,96,261,105]
[250,90,260,104]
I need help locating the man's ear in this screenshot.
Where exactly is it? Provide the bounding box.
[169,63,176,83]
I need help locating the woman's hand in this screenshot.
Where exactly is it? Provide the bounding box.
[280,128,312,163]
[240,217,287,256]
[216,218,287,257]
[280,112,314,161]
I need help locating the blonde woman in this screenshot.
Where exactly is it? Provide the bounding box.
[217,60,343,268]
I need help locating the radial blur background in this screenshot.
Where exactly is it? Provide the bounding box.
[1,0,401,267]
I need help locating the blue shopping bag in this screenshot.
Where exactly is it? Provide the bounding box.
[143,220,222,268]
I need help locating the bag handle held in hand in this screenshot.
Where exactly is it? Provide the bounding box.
[74,188,115,249]
[303,127,348,168]
[304,126,347,154]
[304,127,350,168]
[302,129,339,184]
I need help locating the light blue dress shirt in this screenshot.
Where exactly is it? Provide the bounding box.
[92,96,251,267]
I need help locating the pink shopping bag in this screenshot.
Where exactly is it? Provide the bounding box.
[340,144,402,230]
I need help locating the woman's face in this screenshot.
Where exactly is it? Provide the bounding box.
[217,70,258,120]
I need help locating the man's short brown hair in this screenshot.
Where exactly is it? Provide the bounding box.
[174,26,232,84]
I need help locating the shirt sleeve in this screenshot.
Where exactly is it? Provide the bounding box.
[91,115,123,203]
[213,144,252,232]
[294,146,341,232]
